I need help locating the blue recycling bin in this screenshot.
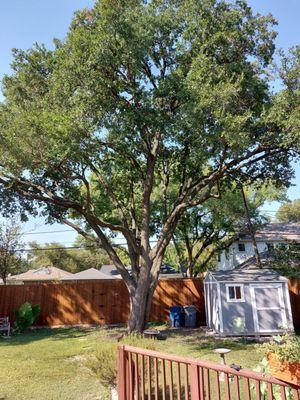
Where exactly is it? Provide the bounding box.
[169,306,183,327]
[183,305,197,328]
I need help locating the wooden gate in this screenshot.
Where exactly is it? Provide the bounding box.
[117,345,300,400]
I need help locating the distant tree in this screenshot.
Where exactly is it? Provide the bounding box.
[27,240,111,272]
[165,183,285,276]
[266,242,300,277]
[0,1,299,331]
[276,199,300,223]
[0,222,26,284]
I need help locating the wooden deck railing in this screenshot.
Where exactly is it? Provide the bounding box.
[118,345,300,400]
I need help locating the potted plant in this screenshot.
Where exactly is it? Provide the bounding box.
[258,334,300,386]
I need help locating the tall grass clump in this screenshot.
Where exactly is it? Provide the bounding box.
[86,333,157,399]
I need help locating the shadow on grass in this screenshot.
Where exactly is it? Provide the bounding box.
[178,337,257,357]
[0,327,98,346]
[157,326,259,357]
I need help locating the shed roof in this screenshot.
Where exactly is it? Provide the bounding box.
[208,249,288,282]
[208,268,287,282]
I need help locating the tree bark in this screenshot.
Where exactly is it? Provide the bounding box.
[127,256,162,332]
[128,274,153,332]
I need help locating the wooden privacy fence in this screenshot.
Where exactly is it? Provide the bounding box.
[0,278,205,327]
[288,278,300,329]
[117,345,300,400]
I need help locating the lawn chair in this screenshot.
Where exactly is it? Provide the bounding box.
[0,317,11,337]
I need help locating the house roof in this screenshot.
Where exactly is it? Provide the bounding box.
[63,268,112,280]
[9,266,74,281]
[100,264,123,279]
[100,264,182,279]
[240,222,300,242]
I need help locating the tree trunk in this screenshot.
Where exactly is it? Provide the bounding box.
[128,280,154,332]
[128,262,161,332]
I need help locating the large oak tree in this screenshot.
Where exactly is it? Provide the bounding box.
[0,0,299,331]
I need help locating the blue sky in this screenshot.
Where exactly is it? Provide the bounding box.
[0,0,299,247]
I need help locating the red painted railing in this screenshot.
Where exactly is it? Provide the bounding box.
[117,345,300,400]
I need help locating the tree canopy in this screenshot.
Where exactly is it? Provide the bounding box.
[26,240,111,273]
[0,0,299,330]
[0,222,27,284]
[266,242,300,278]
[276,199,300,223]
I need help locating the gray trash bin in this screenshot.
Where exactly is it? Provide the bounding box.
[184,305,197,328]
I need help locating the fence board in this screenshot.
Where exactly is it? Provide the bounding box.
[289,278,300,329]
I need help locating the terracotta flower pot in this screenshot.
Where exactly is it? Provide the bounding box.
[268,353,300,386]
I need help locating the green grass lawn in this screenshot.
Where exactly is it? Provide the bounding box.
[0,326,263,400]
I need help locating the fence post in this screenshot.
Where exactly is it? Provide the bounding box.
[118,345,126,400]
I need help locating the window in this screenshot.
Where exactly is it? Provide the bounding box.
[226,285,245,302]
[238,243,245,252]
[217,254,221,262]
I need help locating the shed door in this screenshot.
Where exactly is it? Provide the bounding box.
[250,284,287,333]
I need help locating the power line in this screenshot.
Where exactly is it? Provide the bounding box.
[19,209,292,236]
[14,232,300,253]
[22,229,74,236]
[15,240,159,253]
[17,245,98,252]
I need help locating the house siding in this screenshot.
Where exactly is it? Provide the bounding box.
[217,241,283,270]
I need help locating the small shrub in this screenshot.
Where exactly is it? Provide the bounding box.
[252,357,295,400]
[256,333,300,363]
[13,302,41,333]
[86,333,157,399]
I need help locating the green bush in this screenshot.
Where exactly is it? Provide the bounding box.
[86,333,157,399]
[13,302,41,333]
[253,357,295,400]
[256,333,300,363]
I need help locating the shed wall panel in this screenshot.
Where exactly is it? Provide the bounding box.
[220,283,255,334]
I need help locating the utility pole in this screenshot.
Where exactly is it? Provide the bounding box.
[240,186,262,269]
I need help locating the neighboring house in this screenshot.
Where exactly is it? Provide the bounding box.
[100,264,182,279]
[100,264,123,279]
[204,260,294,336]
[8,267,74,284]
[217,222,300,271]
[63,268,112,281]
